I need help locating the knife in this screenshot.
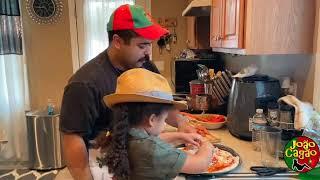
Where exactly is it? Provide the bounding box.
[218,74,231,92]
[216,77,228,95]
[213,78,226,97]
[222,71,232,87]
[212,86,224,104]
[210,87,223,105]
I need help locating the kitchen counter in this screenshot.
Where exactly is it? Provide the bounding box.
[56,127,300,180]
[175,127,299,179]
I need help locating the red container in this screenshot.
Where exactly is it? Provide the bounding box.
[189,80,205,95]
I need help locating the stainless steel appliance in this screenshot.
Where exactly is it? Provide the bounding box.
[227,75,282,140]
[26,111,65,170]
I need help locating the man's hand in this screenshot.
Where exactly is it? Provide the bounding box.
[176,114,197,133]
[62,133,93,180]
[180,133,203,147]
[166,109,197,133]
[159,132,202,147]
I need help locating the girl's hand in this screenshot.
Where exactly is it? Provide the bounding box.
[202,139,214,149]
[181,133,203,147]
[200,140,214,157]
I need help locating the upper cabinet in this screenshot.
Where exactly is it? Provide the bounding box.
[186,0,211,49]
[187,16,211,49]
[210,0,315,55]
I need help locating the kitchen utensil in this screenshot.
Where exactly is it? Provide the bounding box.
[215,77,228,96]
[212,86,224,104]
[184,174,215,179]
[204,82,212,95]
[211,87,223,105]
[261,126,282,167]
[250,166,288,176]
[197,64,210,81]
[172,27,177,44]
[218,75,230,91]
[222,71,232,87]
[213,79,225,97]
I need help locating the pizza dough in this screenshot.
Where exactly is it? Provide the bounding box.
[180,145,240,174]
[208,147,240,173]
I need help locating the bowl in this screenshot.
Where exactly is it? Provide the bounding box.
[191,114,227,130]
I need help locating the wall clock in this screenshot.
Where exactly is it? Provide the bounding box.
[26,0,63,24]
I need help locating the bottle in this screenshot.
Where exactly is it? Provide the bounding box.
[251,109,267,151]
[47,99,55,115]
[267,102,279,127]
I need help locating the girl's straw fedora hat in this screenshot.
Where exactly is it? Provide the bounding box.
[103,68,187,110]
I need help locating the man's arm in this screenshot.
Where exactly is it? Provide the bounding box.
[60,83,99,179]
[159,132,202,147]
[62,133,93,180]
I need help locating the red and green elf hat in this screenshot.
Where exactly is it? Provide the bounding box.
[107,4,169,40]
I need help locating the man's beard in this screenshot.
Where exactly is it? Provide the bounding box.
[137,55,150,67]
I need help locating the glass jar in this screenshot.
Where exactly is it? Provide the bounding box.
[267,102,279,127]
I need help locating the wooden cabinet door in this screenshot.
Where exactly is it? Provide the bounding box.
[221,0,244,48]
[210,0,223,48]
[186,17,197,49]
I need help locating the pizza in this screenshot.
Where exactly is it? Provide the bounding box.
[181,145,240,174]
[194,124,221,143]
[208,147,240,173]
[182,115,221,143]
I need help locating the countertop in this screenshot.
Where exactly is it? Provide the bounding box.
[55,127,300,180]
[175,127,299,179]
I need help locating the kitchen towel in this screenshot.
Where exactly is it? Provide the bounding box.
[278,95,314,130]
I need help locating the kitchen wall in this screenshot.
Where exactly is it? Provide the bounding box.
[151,0,189,88]
[222,54,314,103]
[21,0,73,110]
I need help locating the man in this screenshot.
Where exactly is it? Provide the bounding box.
[60,4,194,180]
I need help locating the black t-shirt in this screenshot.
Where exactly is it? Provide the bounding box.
[59,49,159,146]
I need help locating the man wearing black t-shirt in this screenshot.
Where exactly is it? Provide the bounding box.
[59,4,195,180]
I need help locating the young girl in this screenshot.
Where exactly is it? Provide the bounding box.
[97,68,214,180]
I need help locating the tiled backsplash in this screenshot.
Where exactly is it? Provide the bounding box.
[221,54,314,102]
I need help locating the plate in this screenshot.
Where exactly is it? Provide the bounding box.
[191,114,227,130]
[180,144,241,175]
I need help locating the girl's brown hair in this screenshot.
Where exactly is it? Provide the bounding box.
[96,102,173,180]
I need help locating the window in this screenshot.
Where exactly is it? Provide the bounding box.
[68,0,137,70]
